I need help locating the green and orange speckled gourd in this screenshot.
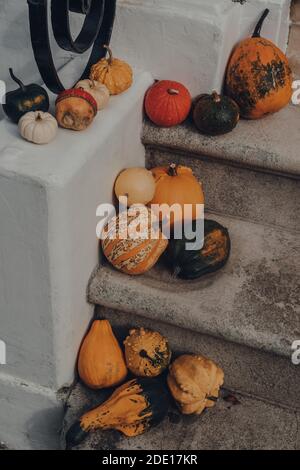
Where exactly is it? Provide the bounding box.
[124,328,171,377]
[65,378,171,448]
[226,9,292,119]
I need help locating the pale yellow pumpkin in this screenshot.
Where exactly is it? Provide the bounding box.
[114,168,156,207]
[167,354,224,415]
[19,111,58,144]
[75,79,110,110]
[90,45,133,95]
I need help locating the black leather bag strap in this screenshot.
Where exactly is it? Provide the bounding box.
[27,0,116,94]
[51,0,105,53]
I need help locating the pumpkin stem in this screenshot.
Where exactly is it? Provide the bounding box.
[36,112,42,121]
[9,68,26,92]
[103,45,113,65]
[167,89,179,96]
[252,9,270,38]
[168,163,178,176]
[212,91,221,103]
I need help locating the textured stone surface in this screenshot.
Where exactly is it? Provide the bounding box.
[62,381,300,450]
[142,105,300,178]
[291,0,300,23]
[94,307,300,410]
[288,24,300,77]
[146,148,300,232]
[88,213,300,359]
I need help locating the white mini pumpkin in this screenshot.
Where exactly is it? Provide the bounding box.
[114,167,156,206]
[75,79,110,110]
[19,111,58,145]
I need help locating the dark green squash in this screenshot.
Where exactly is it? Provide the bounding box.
[2,69,49,123]
[166,219,231,280]
[65,377,170,448]
[193,91,239,136]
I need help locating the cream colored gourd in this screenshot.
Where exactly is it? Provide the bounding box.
[19,111,58,144]
[75,79,110,110]
[114,168,156,206]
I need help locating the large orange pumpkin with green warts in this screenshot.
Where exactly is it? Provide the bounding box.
[226,9,292,119]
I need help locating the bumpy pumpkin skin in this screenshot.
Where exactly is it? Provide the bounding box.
[226,10,292,119]
[55,89,97,131]
[66,378,171,448]
[167,355,224,415]
[90,46,133,95]
[78,319,127,389]
[124,328,171,377]
[101,206,168,275]
[150,164,205,225]
[193,92,240,136]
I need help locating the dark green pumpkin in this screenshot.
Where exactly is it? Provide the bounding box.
[65,377,170,449]
[2,69,49,123]
[193,91,239,136]
[166,219,231,280]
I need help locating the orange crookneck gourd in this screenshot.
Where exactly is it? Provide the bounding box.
[78,318,127,389]
[226,9,293,119]
[65,378,171,448]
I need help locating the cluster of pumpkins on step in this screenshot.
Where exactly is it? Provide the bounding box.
[2,45,133,144]
[101,164,231,280]
[144,9,293,135]
[66,318,224,448]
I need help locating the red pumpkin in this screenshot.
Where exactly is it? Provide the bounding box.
[145,80,191,127]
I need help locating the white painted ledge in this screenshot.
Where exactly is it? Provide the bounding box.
[111,0,291,95]
[0,58,153,393]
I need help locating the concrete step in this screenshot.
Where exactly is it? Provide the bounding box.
[143,104,300,232]
[88,213,300,408]
[62,380,300,450]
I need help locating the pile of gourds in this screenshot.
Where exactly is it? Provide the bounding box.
[100,163,231,280]
[66,318,224,448]
[2,45,133,144]
[144,9,292,135]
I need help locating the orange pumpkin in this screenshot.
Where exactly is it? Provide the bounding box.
[226,9,293,119]
[145,80,192,127]
[101,205,168,275]
[149,163,204,224]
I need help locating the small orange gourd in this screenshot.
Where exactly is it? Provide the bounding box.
[124,328,171,377]
[90,45,133,95]
[78,318,127,389]
[226,9,293,119]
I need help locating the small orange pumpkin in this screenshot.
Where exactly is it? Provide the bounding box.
[225,9,293,119]
[90,45,133,96]
[145,80,192,127]
[55,88,97,131]
[149,163,204,224]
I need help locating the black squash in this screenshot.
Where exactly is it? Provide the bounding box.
[193,91,239,136]
[166,219,231,280]
[2,69,49,123]
[65,377,170,448]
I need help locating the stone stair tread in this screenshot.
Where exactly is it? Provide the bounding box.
[88,213,300,359]
[62,382,300,450]
[142,105,300,178]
